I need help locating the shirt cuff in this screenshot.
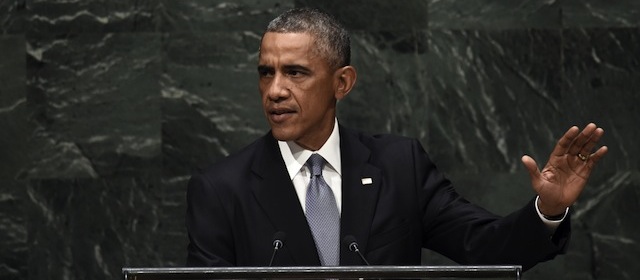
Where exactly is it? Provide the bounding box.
[535,196,569,232]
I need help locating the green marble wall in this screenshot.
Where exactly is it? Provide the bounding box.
[1,1,638,279]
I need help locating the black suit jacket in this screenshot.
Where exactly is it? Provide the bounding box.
[186,125,570,269]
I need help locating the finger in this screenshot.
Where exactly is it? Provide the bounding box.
[567,123,598,156]
[551,126,580,157]
[587,145,609,164]
[578,127,605,156]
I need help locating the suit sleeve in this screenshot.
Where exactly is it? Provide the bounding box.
[412,139,570,271]
[185,172,236,266]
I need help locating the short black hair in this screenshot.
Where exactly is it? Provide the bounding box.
[264,7,351,69]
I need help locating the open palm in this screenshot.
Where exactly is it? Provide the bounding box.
[521,123,608,216]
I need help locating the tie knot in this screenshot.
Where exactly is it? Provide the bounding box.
[306,154,325,177]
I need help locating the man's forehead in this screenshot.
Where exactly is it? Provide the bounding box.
[258,32,321,64]
[262,31,315,40]
[260,32,315,50]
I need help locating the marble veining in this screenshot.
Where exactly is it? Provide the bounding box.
[0,1,638,279]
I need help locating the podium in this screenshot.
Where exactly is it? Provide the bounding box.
[122,266,522,280]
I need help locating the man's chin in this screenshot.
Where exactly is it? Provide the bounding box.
[270,129,297,142]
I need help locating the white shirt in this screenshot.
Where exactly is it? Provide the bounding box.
[276,120,565,229]
[278,120,342,214]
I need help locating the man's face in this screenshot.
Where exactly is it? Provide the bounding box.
[258,32,342,150]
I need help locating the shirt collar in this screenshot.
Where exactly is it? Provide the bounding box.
[278,119,342,180]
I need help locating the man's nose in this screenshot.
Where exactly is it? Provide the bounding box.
[267,74,290,101]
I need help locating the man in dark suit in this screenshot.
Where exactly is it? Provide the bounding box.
[186,8,608,270]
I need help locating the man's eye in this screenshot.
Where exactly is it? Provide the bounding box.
[287,70,305,77]
[259,70,274,77]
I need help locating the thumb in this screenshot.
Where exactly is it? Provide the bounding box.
[521,155,541,184]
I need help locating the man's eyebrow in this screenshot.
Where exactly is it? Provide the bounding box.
[257,64,311,73]
[257,65,273,72]
[283,64,311,72]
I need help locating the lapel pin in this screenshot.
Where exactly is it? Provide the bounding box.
[361,178,373,185]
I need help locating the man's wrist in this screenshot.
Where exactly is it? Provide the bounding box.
[542,212,566,221]
[535,196,569,222]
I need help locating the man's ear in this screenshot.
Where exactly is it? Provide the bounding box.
[334,65,357,100]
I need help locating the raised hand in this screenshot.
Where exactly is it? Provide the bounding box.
[521,123,608,216]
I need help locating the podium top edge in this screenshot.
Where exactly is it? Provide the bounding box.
[123,265,522,273]
[122,265,523,278]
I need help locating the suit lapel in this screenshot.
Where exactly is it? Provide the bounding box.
[250,133,320,265]
[339,126,381,265]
